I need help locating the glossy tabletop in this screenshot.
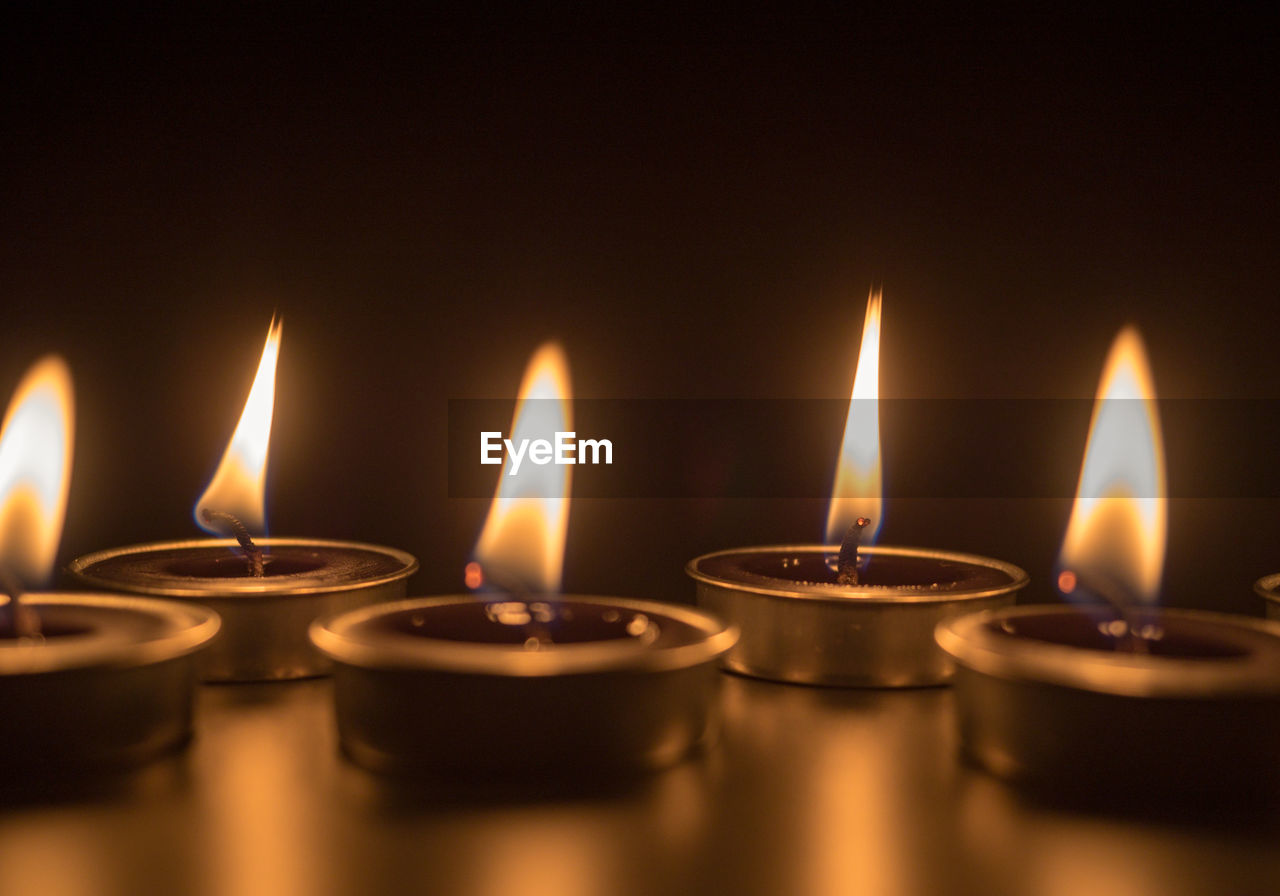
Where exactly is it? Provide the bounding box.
[2,675,1277,896]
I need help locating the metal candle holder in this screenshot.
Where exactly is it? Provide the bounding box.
[937,604,1280,797]
[0,593,219,771]
[310,594,738,777]
[68,538,417,682]
[687,544,1028,687]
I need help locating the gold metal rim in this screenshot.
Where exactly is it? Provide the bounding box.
[686,544,1029,604]
[936,604,1280,698]
[311,594,738,677]
[67,537,419,597]
[0,593,220,675]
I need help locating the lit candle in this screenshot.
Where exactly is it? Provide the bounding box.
[0,357,217,771]
[311,343,736,776]
[687,291,1028,687]
[937,328,1280,797]
[68,318,416,682]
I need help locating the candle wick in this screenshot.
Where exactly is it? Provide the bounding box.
[836,517,873,585]
[200,509,265,577]
[1060,568,1148,654]
[468,561,554,647]
[0,566,40,639]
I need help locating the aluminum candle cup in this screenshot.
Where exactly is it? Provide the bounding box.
[687,545,1028,687]
[937,605,1280,797]
[68,538,417,682]
[311,595,738,776]
[1253,573,1280,620]
[0,594,219,771]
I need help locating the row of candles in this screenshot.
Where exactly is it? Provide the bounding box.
[3,295,1280,796]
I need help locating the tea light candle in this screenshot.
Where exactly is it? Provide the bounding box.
[936,604,1280,795]
[689,544,1025,687]
[0,357,219,770]
[315,343,736,776]
[311,594,735,775]
[69,538,416,681]
[688,291,1027,687]
[1,593,219,771]
[941,327,1280,797]
[67,319,416,681]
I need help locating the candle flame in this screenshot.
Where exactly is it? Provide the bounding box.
[826,289,883,545]
[473,343,572,593]
[1059,326,1166,605]
[0,356,74,589]
[194,317,282,536]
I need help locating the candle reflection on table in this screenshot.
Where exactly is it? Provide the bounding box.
[2,675,1276,896]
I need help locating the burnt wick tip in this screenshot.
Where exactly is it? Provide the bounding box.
[836,517,872,586]
[201,508,265,577]
[1060,568,1148,655]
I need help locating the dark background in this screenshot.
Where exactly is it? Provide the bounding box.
[2,6,1277,613]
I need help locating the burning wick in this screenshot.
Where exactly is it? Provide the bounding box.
[0,567,40,639]
[465,561,553,649]
[1057,568,1149,654]
[836,517,873,585]
[199,509,265,577]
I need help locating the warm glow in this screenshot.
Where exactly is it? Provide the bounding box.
[827,289,883,545]
[1059,326,1166,604]
[194,317,282,535]
[473,343,573,593]
[0,356,74,588]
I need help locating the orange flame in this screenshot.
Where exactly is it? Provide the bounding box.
[0,356,75,588]
[473,343,573,593]
[1059,327,1166,604]
[194,317,282,535]
[827,289,883,545]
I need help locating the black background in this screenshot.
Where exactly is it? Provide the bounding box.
[2,6,1277,613]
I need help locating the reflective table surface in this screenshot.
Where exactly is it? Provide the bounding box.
[2,675,1277,896]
